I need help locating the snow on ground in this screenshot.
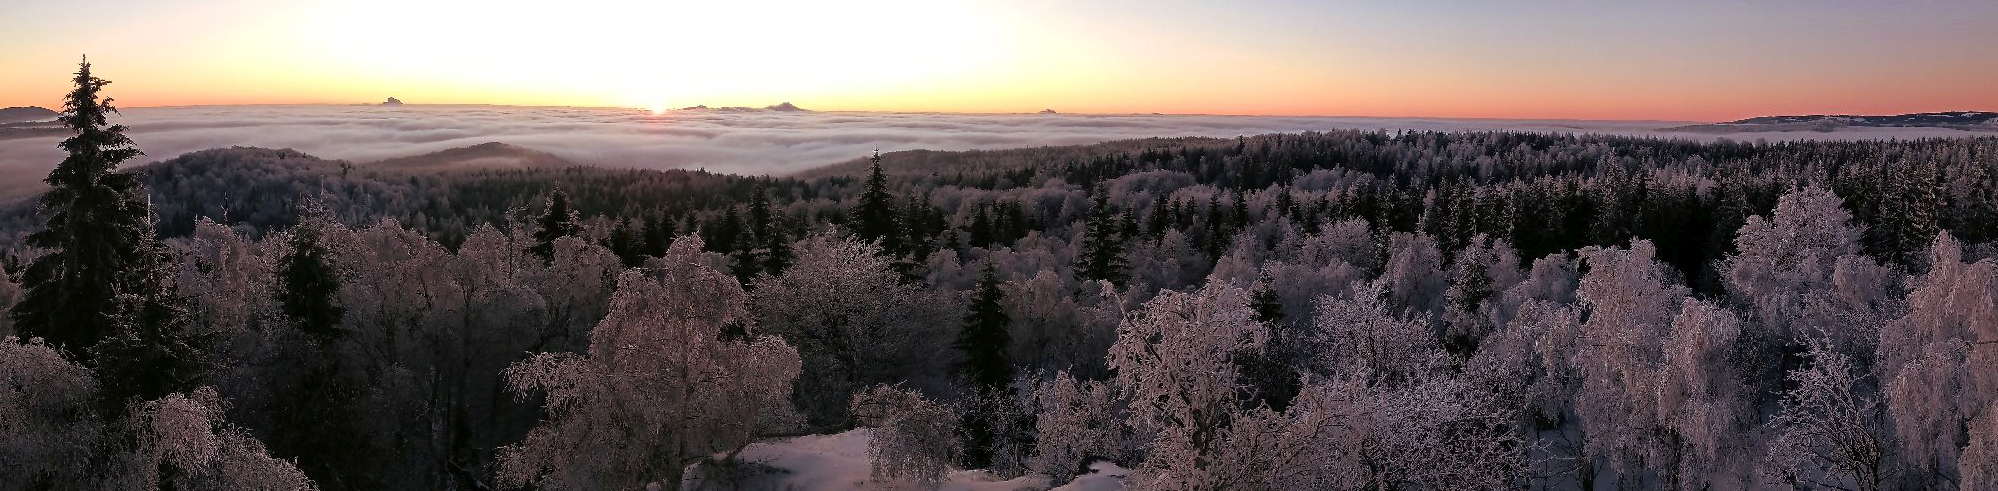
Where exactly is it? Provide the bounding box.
[1048,463,1131,491]
[687,429,1125,491]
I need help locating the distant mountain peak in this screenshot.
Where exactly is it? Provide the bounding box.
[382,97,403,106]
[765,102,807,112]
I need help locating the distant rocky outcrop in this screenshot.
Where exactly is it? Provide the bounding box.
[382,97,403,106]
[1039,109,1059,115]
[676,103,810,113]
[1666,111,1998,133]
[0,106,58,123]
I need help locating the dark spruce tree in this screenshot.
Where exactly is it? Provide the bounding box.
[746,181,793,276]
[278,217,345,339]
[12,57,156,358]
[1076,188,1129,286]
[851,150,902,254]
[527,188,582,262]
[270,217,374,489]
[89,240,216,413]
[954,264,1014,392]
[954,263,1015,468]
[1237,278,1301,411]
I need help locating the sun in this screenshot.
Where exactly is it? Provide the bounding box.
[649,101,666,116]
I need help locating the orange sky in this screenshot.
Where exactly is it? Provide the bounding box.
[4,0,1995,122]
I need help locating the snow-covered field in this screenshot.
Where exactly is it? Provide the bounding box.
[684,429,1127,491]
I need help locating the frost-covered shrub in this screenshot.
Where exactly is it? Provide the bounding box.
[851,384,959,491]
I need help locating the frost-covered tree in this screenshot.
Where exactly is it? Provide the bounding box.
[752,231,953,426]
[1441,235,1521,355]
[0,338,103,491]
[1310,281,1440,385]
[851,384,959,491]
[497,237,802,490]
[1107,282,1267,487]
[1763,338,1889,491]
[1572,240,1687,486]
[1656,300,1753,489]
[1494,252,1580,327]
[1030,372,1131,484]
[97,387,317,491]
[1316,375,1525,491]
[533,235,622,351]
[1877,232,1998,488]
[1724,186,1890,360]
[1380,231,1446,317]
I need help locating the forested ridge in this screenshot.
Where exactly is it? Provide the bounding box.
[5,61,1998,491]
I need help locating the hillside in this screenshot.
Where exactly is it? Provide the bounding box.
[366,141,575,170]
[1667,111,1998,133]
[0,106,57,123]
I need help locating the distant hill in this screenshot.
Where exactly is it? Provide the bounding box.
[1667,111,1998,133]
[0,106,58,124]
[674,103,811,113]
[367,142,574,171]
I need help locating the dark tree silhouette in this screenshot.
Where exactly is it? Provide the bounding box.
[89,244,214,413]
[1076,188,1129,286]
[278,217,344,339]
[851,150,902,254]
[953,263,1015,468]
[11,56,156,358]
[527,189,582,262]
[955,263,1014,392]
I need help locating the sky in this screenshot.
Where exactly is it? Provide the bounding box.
[2,0,1995,121]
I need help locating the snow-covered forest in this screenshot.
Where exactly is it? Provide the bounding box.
[5,61,1998,491]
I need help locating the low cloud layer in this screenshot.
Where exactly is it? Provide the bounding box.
[3,105,1993,183]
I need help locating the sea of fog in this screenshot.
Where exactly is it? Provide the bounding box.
[3,105,1995,183]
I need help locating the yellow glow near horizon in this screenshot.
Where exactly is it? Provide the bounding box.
[3,0,1997,120]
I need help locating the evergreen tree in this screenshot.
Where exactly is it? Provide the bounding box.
[711,205,743,255]
[607,219,642,267]
[90,242,214,413]
[270,219,370,487]
[746,182,793,275]
[1146,194,1171,239]
[641,213,674,257]
[851,150,902,254]
[1237,278,1300,411]
[277,217,344,339]
[528,189,582,262]
[953,264,1015,469]
[12,56,156,357]
[968,206,996,249]
[730,226,763,285]
[954,264,1014,392]
[1076,189,1129,286]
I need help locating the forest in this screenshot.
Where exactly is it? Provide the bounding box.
[4,61,1997,491]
